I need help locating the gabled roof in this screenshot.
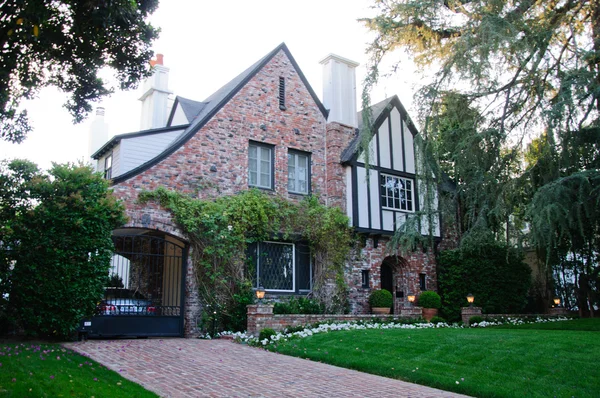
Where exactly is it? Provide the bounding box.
[166,96,207,125]
[91,124,190,159]
[113,42,328,184]
[341,95,419,164]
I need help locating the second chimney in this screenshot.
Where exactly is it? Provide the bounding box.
[139,53,173,130]
[319,54,359,128]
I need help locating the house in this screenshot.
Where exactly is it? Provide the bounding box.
[86,43,443,337]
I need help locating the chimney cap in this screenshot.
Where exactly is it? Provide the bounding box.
[96,107,105,116]
[150,53,164,67]
[319,53,359,68]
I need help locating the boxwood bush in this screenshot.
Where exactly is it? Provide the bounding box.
[418,291,441,309]
[368,289,393,308]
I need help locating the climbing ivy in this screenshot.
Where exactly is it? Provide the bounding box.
[138,188,353,331]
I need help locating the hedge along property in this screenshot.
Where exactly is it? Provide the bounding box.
[83,43,446,338]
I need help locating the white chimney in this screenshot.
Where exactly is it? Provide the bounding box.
[88,107,109,167]
[319,54,359,127]
[139,54,173,130]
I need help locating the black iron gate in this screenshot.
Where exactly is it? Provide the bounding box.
[80,232,187,338]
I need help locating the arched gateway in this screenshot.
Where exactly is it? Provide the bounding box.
[80,228,188,338]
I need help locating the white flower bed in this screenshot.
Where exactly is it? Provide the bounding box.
[221,316,571,347]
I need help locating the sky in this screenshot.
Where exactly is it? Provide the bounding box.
[0,0,420,170]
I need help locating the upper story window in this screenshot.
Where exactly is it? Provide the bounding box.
[104,154,113,179]
[279,77,286,110]
[380,174,414,212]
[248,142,273,189]
[287,150,310,194]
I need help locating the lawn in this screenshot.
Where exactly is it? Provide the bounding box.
[269,319,600,398]
[0,342,157,397]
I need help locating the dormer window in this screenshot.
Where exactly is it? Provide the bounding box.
[104,154,113,179]
[279,77,286,110]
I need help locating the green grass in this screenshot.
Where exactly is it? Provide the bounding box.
[0,342,157,397]
[270,319,600,398]
[495,317,600,331]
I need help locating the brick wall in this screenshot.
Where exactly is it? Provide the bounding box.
[247,304,423,336]
[111,49,329,337]
[346,236,438,315]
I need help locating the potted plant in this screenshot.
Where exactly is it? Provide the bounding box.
[369,289,393,314]
[418,291,441,321]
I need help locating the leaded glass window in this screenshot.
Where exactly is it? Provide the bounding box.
[380,174,414,212]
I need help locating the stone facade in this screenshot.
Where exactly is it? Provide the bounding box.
[111,49,330,336]
[346,236,439,315]
[108,48,449,336]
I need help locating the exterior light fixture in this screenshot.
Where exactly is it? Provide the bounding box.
[255,286,266,303]
[407,294,416,306]
[553,297,561,307]
[467,293,475,306]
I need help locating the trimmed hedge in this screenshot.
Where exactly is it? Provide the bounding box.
[369,289,393,308]
[418,291,441,309]
[438,243,531,322]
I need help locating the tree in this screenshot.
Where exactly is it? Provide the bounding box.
[1,161,126,338]
[362,0,600,136]
[0,0,160,143]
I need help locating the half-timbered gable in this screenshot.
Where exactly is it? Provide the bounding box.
[342,96,440,237]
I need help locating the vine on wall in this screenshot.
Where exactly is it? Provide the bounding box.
[138,188,353,330]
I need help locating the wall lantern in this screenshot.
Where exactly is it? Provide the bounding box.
[467,293,475,306]
[553,297,561,306]
[255,286,266,303]
[407,294,416,306]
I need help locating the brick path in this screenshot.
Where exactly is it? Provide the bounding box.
[65,339,469,397]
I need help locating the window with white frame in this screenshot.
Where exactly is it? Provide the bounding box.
[380,174,414,211]
[248,241,311,292]
[104,154,113,180]
[287,150,309,194]
[248,142,273,189]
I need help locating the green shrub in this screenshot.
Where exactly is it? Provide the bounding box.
[368,289,393,308]
[259,328,276,341]
[222,281,255,332]
[469,316,484,326]
[418,291,442,309]
[273,297,324,315]
[438,242,531,322]
[429,316,446,324]
[2,162,126,339]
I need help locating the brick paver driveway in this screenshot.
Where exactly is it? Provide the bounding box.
[66,339,469,397]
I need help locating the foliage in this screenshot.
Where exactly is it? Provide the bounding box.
[271,325,600,398]
[273,296,324,315]
[438,243,531,322]
[429,315,446,324]
[106,273,124,288]
[258,328,276,342]
[468,316,484,326]
[0,160,126,338]
[527,169,600,315]
[360,1,600,314]
[368,289,393,308]
[0,0,160,143]
[0,343,157,397]
[417,291,441,309]
[138,188,353,332]
[361,0,600,137]
[221,281,255,333]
